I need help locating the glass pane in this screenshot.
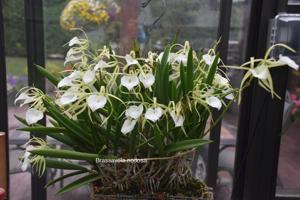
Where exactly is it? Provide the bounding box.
[277,63,300,196]
[3,0,31,199]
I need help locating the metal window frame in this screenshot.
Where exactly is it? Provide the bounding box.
[206,0,233,189]
[24,0,47,200]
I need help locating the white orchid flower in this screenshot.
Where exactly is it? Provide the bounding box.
[175,54,187,65]
[83,70,96,84]
[21,145,34,171]
[87,95,107,112]
[157,52,178,64]
[66,48,79,57]
[15,92,35,107]
[279,55,299,70]
[125,105,143,119]
[121,118,137,134]
[125,54,138,66]
[68,36,82,46]
[225,92,235,100]
[64,54,82,66]
[121,75,139,91]
[214,74,229,86]
[26,108,44,125]
[59,91,78,105]
[249,65,268,80]
[203,54,219,66]
[145,107,163,122]
[57,70,81,88]
[57,77,73,88]
[94,60,108,71]
[170,110,184,127]
[206,96,222,110]
[139,73,155,88]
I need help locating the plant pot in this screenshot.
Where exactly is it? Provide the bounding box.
[89,151,214,200]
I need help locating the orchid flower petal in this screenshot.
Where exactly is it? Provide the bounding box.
[26,108,43,125]
[68,37,81,46]
[279,55,299,70]
[203,54,219,66]
[94,60,108,71]
[60,91,77,105]
[139,73,155,88]
[145,107,163,122]
[121,75,139,90]
[21,145,34,171]
[15,92,35,106]
[87,95,107,112]
[206,96,222,110]
[121,118,137,134]
[83,70,96,84]
[125,104,143,119]
[125,54,138,66]
[249,65,268,80]
[170,111,184,127]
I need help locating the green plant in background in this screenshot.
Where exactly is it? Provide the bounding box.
[15,34,298,196]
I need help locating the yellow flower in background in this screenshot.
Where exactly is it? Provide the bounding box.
[60,0,120,31]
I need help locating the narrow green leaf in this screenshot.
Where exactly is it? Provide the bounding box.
[35,65,60,86]
[15,115,28,126]
[45,171,86,188]
[46,158,90,171]
[30,148,99,161]
[57,173,100,194]
[153,125,164,154]
[164,139,211,153]
[18,127,75,147]
[186,48,194,92]
[180,62,187,96]
[43,100,93,147]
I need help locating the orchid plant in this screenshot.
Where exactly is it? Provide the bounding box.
[15,33,299,195]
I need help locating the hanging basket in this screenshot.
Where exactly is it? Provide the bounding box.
[89,150,214,200]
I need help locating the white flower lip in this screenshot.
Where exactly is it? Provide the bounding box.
[57,71,81,88]
[175,54,187,65]
[279,55,299,70]
[139,73,155,88]
[203,54,219,66]
[125,54,139,66]
[87,95,107,112]
[83,70,96,84]
[94,60,108,71]
[215,74,229,86]
[170,110,184,127]
[15,92,35,107]
[26,108,44,125]
[21,145,34,171]
[69,36,81,47]
[145,107,163,122]
[59,91,78,105]
[125,104,143,119]
[249,65,268,80]
[121,75,139,91]
[64,54,82,66]
[206,96,222,110]
[225,92,234,100]
[158,52,177,63]
[121,118,137,134]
